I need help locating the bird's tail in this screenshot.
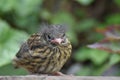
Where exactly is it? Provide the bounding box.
[12,57,20,69]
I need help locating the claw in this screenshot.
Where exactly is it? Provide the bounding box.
[52,72,65,76]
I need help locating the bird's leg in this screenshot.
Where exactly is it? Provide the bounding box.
[29,72,48,76]
[52,72,65,76]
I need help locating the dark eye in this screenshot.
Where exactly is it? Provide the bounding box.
[47,35,51,40]
[62,33,65,37]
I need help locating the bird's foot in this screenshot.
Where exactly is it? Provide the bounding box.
[52,72,66,76]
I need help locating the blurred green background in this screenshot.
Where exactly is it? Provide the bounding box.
[0,0,120,76]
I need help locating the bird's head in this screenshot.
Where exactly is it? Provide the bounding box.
[41,24,67,46]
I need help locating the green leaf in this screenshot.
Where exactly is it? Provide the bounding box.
[86,32,104,43]
[74,47,109,65]
[76,64,110,76]
[90,49,109,65]
[106,14,120,25]
[67,30,78,45]
[0,0,17,12]
[76,0,94,6]
[76,67,91,76]
[109,54,120,65]
[76,19,97,32]
[74,9,86,18]
[91,63,110,76]
[88,39,120,54]
[114,0,120,6]
[51,11,78,45]
[74,47,90,61]
[15,0,43,17]
[0,63,28,75]
[51,11,75,26]
[0,19,28,67]
[14,15,39,33]
[40,10,51,20]
[12,0,43,33]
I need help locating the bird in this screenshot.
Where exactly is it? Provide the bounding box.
[13,24,72,75]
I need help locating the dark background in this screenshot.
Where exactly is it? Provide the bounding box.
[0,0,120,76]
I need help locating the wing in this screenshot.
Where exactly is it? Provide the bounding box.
[27,33,46,51]
[13,42,30,68]
[15,33,46,59]
[16,33,43,58]
[16,42,30,58]
[13,33,47,69]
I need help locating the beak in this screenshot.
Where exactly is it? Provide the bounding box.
[51,38,63,44]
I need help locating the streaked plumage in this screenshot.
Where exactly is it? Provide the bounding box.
[13,24,72,75]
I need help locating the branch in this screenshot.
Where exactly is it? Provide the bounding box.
[0,76,119,80]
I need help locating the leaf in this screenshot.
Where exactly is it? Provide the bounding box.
[0,0,17,12]
[40,9,51,20]
[89,26,120,53]
[74,47,109,65]
[91,63,110,76]
[76,19,97,32]
[76,63,110,76]
[76,66,91,76]
[86,32,104,43]
[74,47,90,61]
[67,30,78,45]
[89,49,109,65]
[51,11,75,26]
[114,0,120,6]
[15,0,43,17]
[88,38,120,53]
[76,0,94,6]
[51,11,78,45]
[106,14,120,25]
[109,54,120,65]
[13,0,43,33]
[74,9,86,18]
[0,19,28,67]
[0,63,28,75]
[14,15,39,33]
[96,26,120,40]
[91,26,120,53]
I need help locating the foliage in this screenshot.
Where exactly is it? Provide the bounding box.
[0,0,43,33]
[88,26,120,53]
[76,0,94,6]
[0,19,28,75]
[0,0,120,76]
[74,47,109,65]
[0,63,28,75]
[106,14,120,25]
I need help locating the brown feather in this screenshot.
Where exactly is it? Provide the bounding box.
[13,24,72,74]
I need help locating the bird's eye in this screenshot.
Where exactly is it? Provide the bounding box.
[62,33,65,37]
[47,35,51,40]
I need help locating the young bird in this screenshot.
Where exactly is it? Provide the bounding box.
[13,24,72,75]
